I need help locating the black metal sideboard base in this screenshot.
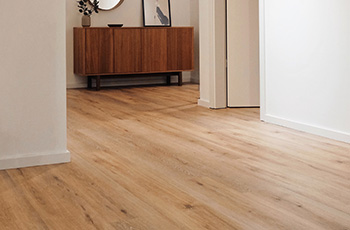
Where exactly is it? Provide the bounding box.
[87,72,183,91]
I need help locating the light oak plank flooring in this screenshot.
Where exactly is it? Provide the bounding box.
[1,84,349,230]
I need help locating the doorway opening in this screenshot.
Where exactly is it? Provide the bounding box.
[226,0,260,108]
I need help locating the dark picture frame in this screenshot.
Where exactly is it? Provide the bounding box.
[142,0,172,27]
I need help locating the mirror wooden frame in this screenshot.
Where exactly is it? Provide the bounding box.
[89,0,124,11]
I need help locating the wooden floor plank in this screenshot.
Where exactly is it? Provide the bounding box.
[1,84,349,230]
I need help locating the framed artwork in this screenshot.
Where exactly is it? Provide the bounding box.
[142,0,172,27]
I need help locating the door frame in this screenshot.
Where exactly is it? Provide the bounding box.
[198,0,263,114]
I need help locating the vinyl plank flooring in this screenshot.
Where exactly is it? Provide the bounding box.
[1,84,349,230]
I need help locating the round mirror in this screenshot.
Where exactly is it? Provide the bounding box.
[90,0,124,11]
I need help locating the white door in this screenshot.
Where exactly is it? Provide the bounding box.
[227,0,260,107]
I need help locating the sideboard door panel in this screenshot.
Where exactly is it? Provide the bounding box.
[114,29,142,73]
[74,28,85,75]
[85,29,114,74]
[167,28,194,71]
[142,29,168,72]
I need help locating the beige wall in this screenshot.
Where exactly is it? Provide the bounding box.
[66,0,199,88]
[0,0,69,169]
[190,0,199,84]
[227,0,259,107]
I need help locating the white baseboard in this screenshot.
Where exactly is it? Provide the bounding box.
[263,114,350,144]
[198,99,210,108]
[0,151,71,170]
[228,105,260,108]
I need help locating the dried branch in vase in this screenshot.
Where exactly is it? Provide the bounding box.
[77,0,99,16]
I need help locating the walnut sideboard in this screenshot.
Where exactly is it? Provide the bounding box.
[74,27,194,90]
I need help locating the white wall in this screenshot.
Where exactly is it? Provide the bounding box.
[66,0,199,88]
[198,0,213,107]
[260,0,350,143]
[0,1,70,170]
[198,0,226,108]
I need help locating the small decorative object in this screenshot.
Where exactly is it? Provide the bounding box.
[77,0,99,27]
[82,15,91,27]
[108,24,124,27]
[142,0,171,27]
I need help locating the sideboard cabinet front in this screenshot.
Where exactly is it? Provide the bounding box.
[74,27,194,76]
[167,28,194,71]
[114,29,142,73]
[85,29,114,74]
[142,29,168,72]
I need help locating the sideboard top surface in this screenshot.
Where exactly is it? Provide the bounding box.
[74,27,194,30]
